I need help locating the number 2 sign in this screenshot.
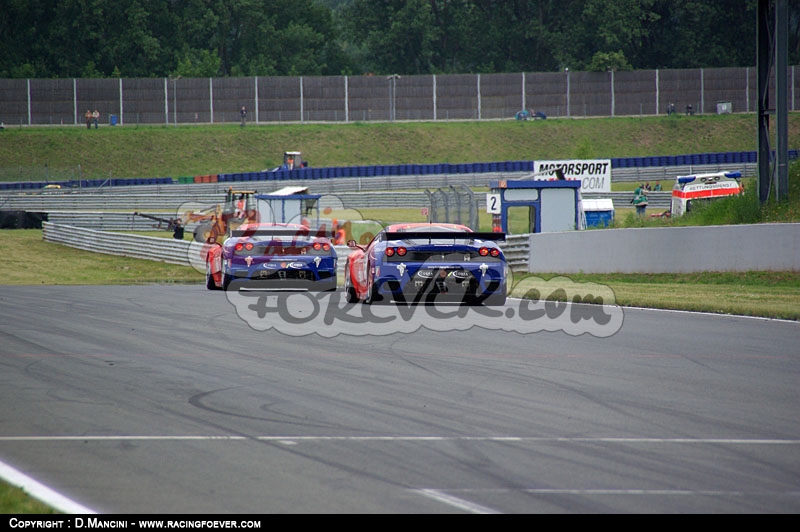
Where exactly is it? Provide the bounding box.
[486,193,501,214]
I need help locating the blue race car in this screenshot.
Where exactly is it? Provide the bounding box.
[206,223,337,291]
[344,223,508,305]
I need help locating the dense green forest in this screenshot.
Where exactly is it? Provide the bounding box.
[2,0,799,79]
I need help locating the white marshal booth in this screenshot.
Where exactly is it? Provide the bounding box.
[487,179,584,234]
[255,186,322,226]
[486,159,615,233]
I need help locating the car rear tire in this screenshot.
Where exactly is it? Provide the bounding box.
[364,281,385,305]
[344,262,358,303]
[206,262,220,290]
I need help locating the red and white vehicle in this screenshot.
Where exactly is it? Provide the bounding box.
[205,223,337,291]
[344,223,508,306]
[671,171,743,217]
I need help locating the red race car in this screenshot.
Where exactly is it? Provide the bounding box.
[344,223,508,305]
[205,223,338,291]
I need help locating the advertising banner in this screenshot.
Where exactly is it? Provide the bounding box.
[533,160,612,193]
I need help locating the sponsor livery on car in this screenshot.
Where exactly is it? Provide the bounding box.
[344,223,508,305]
[205,223,337,291]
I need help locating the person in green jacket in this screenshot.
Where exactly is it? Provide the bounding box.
[631,184,648,217]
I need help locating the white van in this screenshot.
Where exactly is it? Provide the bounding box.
[670,171,743,217]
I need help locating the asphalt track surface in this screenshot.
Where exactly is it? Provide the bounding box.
[1,284,799,514]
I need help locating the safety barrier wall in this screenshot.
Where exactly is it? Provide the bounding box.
[5,190,438,214]
[0,150,790,192]
[500,235,531,272]
[43,222,799,276]
[43,222,352,275]
[42,222,531,275]
[524,223,800,274]
[42,222,206,267]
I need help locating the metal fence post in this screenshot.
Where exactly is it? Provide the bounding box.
[609,71,614,117]
[163,78,168,125]
[477,74,481,120]
[432,75,437,121]
[254,76,259,124]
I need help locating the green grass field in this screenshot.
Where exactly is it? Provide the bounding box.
[1,113,797,181]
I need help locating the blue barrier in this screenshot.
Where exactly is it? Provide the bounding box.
[1,151,786,192]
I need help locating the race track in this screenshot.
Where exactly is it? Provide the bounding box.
[1,284,798,514]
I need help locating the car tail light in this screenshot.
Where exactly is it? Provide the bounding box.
[323,243,331,251]
[396,247,407,256]
[489,248,500,257]
[235,243,244,251]
[313,242,322,250]
[479,247,489,256]
[244,242,254,251]
[385,247,395,257]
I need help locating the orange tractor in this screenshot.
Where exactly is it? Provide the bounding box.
[134,188,259,243]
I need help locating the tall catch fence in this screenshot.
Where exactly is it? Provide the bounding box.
[1,67,796,126]
[425,185,478,228]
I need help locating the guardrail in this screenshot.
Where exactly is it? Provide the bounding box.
[43,222,355,275]
[42,222,534,275]
[1,176,496,212]
[36,191,671,232]
[42,222,207,268]
[501,235,530,272]
[46,221,798,276]
[3,182,673,215]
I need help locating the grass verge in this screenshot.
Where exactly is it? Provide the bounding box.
[5,229,202,285]
[513,272,800,321]
[3,229,798,321]
[0,482,59,514]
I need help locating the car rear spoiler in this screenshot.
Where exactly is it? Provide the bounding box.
[385,231,505,242]
[231,228,332,239]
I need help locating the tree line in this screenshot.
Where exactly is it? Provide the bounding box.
[1,0,798,79]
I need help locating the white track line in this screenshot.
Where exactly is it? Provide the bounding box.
[0,459,97,514]
[4,436,798,514]
[412,489,501,514]
[2,435,799,444]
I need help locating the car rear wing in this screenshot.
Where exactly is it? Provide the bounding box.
[231,228,333,239]
[385,231,506,242]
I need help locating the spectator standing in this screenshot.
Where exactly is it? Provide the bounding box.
[240,106,247,127]
[85,110,92,129]
[654,181,662,191]
[631,184,648,217]
[92,109,100,128]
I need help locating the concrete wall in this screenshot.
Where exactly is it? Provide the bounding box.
[526,223,800,273]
